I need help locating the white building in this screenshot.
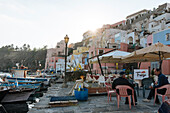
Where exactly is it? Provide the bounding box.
[148,13,170,33]
[56,59,71,74]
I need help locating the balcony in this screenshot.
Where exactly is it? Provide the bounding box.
[57,55,65,57]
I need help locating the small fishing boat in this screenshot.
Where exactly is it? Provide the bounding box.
[1,88,35,113]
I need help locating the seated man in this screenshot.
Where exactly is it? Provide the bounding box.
[112,71,137,105]
[143,68,169,104]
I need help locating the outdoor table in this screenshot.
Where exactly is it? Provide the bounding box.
[105,77,115,82]
[93,75,99,80]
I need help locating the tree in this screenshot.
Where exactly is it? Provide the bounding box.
[0,44,47,72]
[15,46,19,51]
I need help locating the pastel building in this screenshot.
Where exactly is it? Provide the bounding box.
[141,29,170,75]
[153,28,170,45]
[56,59,65,73]
[147,35,153,46]
[45,40,66,71]
[126,9,148,25]
[102,20,126,29]
[153,29,170,75]
[127,32,139,45]
[45,48,57,71]
[148,13,170,33]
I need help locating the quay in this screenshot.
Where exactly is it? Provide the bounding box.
[28,79,161,113]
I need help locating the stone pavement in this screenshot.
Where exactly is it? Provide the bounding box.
[28,81,162,113]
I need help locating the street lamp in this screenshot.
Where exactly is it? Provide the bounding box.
[62,35,69,88]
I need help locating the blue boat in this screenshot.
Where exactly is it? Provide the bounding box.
[7,76,49,84]
[7,77,48,82]
[0,82,41,89]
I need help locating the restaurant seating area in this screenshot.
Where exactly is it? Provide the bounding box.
[28,80,170,113]
[84,72,170,110]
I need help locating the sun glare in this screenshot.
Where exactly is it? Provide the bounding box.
[89,24,101,33]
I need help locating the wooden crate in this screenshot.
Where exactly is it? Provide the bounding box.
[87,87,107,95]
[49,96,78,107]
[49,100,78,107]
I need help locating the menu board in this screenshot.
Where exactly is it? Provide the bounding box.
[134,69,149,80]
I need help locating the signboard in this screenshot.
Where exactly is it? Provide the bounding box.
[134,69,149,80]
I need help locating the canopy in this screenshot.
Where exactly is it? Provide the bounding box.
[122,42,170,69]
[91,50,131,63]
[123,42,170,61]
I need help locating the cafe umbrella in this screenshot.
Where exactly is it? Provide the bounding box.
[90,50,131,63]
[122,42,170,70]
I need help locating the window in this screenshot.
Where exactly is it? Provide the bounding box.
[91,64,93,69]
[128,37,133,45]
[151,62,159,69]
[57,46,60,48]
[91,52,93,57]
[148,43,152,46]
[99,50,104,55]
[135,16,138,19]
[166,33,170,41]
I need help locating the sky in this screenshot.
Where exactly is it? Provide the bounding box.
[0,0,169,49]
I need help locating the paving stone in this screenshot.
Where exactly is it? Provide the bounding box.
[28,82,163,113]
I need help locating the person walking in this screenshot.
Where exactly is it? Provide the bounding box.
[143,68,169,104]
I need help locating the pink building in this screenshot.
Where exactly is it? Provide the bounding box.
[102,20,126,29]
[89,41,170,75]
[147,35,153,46]
[139,60,170,75]
[45,40,66,71]
[139,35,170,75]
[45,48,57,70]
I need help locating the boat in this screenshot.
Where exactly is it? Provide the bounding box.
[0,89,9,103]
[1,88,35,113]
[6,76,50,86]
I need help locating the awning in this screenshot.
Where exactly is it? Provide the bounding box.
[90,50,131,63]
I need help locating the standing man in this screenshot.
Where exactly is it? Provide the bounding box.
[143,68,169,104]
[112,71,137,105]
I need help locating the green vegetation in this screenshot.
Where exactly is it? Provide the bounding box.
[0,44,47,72]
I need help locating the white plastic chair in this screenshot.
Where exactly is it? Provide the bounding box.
[98,76,105,86]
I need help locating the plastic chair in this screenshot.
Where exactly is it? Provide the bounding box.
[92,75,99,83]
[128,79,139,97]
[98,76,105,86]
[0,104,7,113]
[116,85,135,109]
[154,84,170,105]
[85,74,93,82]
[142,78,154,98]
[105,83,116,103]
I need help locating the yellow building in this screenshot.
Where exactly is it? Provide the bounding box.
[73,47,89,55]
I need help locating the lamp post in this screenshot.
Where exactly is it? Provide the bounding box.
[62,35,69,88]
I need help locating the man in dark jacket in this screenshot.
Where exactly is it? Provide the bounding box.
[112,71,137,105]
[143,68,169,104]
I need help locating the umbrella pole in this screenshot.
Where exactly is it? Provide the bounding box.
[132,66,134,80]
[97,56,104,76]
[105,63,107,75]
[158,51,162,72]
[87,59,92,75]
[138,62,141,69]
[148,66,150,78]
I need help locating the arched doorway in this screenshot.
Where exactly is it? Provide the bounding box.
[128,37,133,45]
